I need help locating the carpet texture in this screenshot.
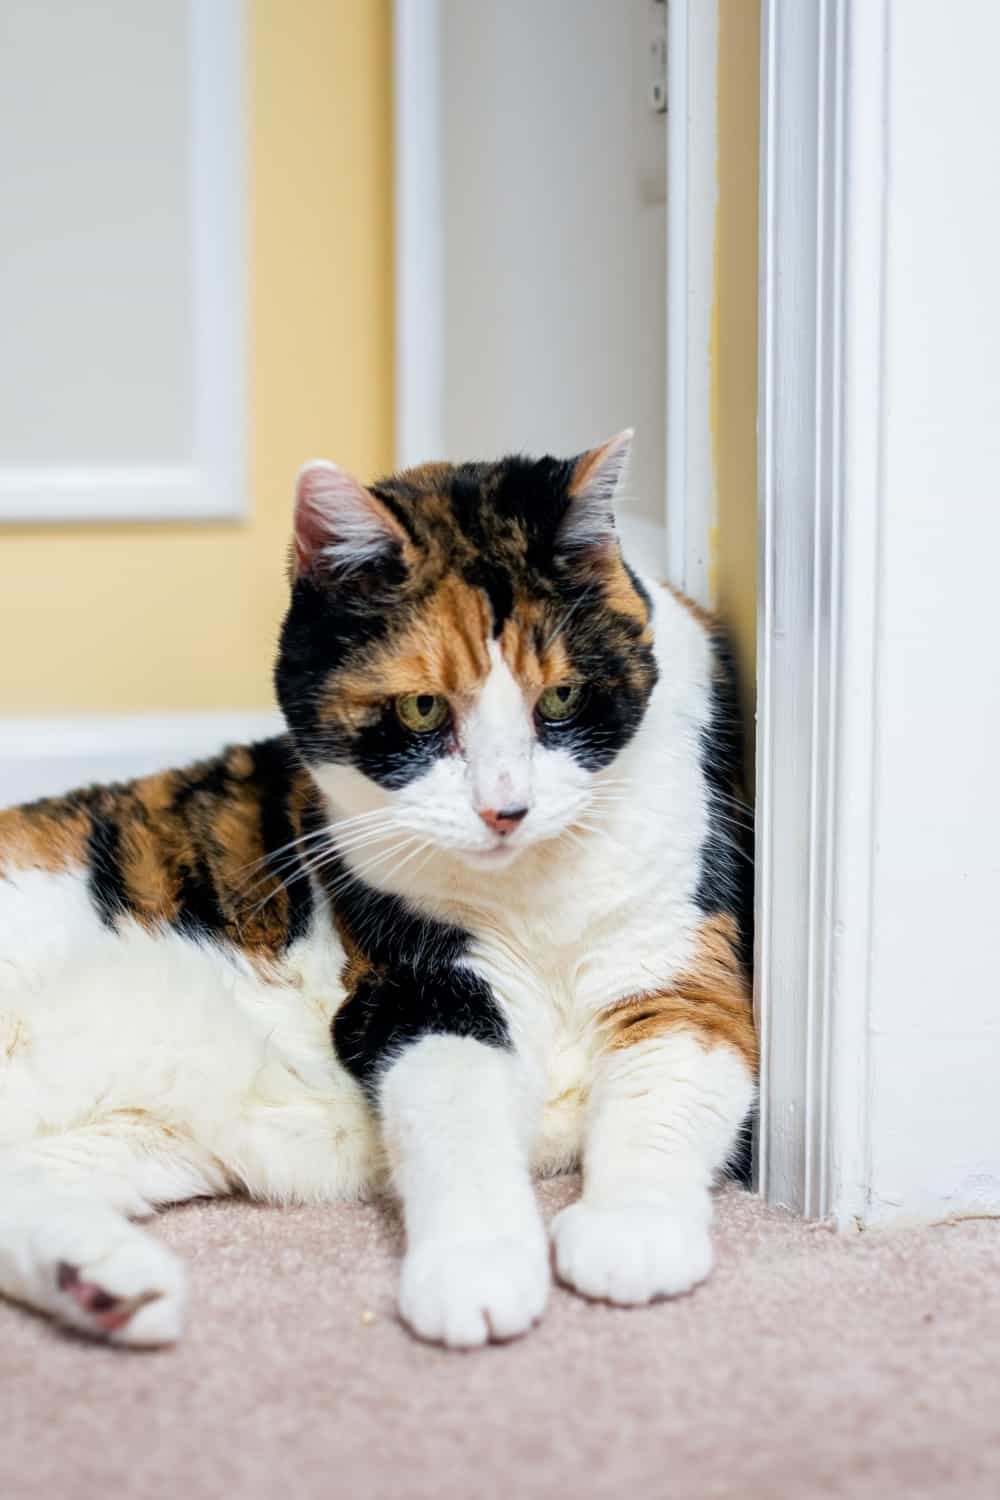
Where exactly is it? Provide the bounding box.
[3,1179,999,1500]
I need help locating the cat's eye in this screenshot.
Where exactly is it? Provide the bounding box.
[395,692,450,733]
[537,682,585,723]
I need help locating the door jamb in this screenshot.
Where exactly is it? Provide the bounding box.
[755,0,887,1222]
[665,0,718,607]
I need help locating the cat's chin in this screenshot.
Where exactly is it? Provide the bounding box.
[454,842,524,873]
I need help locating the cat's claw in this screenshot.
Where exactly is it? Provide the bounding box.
[551,1199,714,1305]
[399,1234,550,1348]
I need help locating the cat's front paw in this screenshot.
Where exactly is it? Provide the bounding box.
[551,1198,713,1305]
[399,1234,550,1348]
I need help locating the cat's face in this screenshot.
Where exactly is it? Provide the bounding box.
[275,434,657,872]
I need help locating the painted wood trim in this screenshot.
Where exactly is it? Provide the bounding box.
[393,0,445,469]
[665,0,718,607]
[0,0,246,524]
[0,713,283,807]
[755,0,887,1223]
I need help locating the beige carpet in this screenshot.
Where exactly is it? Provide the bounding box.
[2,1178,999,1500]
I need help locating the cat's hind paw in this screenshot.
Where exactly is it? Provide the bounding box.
[35,1215,186,1347]
[551,1199,713,1305]
[399,1234,550,1348]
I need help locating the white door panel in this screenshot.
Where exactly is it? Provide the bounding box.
[0,0,245,522]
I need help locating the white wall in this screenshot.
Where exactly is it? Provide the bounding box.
[863,0,1000,1221]
[439,0,667,569]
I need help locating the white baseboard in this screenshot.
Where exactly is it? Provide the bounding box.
[0,712,285,806]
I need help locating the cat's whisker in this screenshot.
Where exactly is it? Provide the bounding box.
[234,824,334,882]
[370,838,435,891]
[242,824,403,914]
[321,837,426,898]
[238,810,401,896]
[303,837,409,888]
[326,824,408,855]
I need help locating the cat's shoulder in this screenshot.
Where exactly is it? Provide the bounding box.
[636,575,733,711]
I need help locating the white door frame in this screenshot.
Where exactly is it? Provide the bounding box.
[393,0,444,470]
[665,0,718,608]
[755,0,887,1223]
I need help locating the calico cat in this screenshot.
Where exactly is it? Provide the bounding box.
[0,432,756,1349]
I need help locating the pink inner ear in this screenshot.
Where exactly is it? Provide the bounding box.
[294,473,331,576]
[293,460,404,579]
[294,461,356,576]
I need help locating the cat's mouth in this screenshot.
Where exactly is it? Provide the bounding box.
[459,841,524,870]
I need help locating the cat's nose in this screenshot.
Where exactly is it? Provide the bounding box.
[477,805,529,837]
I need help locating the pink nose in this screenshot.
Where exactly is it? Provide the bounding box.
[478,805,529,837]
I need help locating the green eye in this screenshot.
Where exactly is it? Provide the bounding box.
[537,682,585,723]
[395,693,450,733]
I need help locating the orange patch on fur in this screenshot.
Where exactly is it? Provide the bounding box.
[600,914,757,1074]
[333,576,492,712]
[499,609,572,697]
[0,802,90,877]
[663,581,715,633]
[603,555,654,636]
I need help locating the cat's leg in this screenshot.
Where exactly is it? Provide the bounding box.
[552,949,757,1305]
[378,1033,549,1348]
[0,1120,225,1346]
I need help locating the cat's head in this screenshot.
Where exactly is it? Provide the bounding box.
[275,435,658,872]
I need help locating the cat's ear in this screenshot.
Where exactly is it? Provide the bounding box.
[557,429,633,559]
[293,460,408,580]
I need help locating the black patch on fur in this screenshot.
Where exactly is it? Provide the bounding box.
[333,964,509,1098]
[86,812,128,928]
[163,761,233,942]
[248,736,314,944]
[274,575,398,764]
[692,630,756,1188]
[466,556,514,634]
[173,854,224,942]
[727,1113,755,1189]
[320,835,511,1097]
[537,581,658,771]
[695,631,755,972]
[351,703,452,791]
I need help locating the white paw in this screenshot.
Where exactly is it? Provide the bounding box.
[551,1199,714,1305]
[399,1234,550,1348]
[34,1213,186,1347]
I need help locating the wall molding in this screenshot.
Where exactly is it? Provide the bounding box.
[755,0,887,1223]
[665,0,718,607]
[0,712,283,806]
[0,0,246,524]
[393,0,444,469]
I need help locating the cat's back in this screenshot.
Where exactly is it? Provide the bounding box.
[0,735,317,969]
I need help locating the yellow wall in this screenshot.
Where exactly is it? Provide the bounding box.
[0,0,393,714]
[712,0,760,778]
